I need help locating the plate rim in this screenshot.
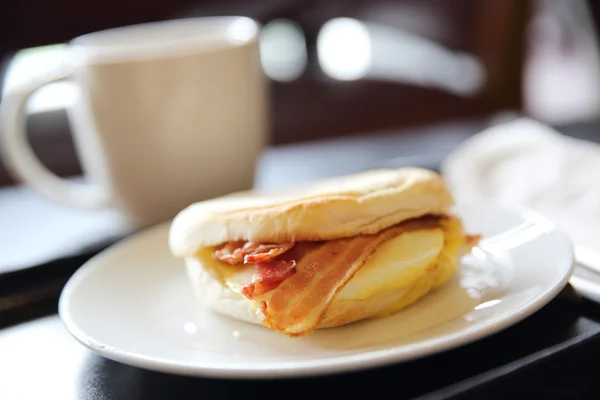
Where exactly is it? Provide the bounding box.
[58,205,575,379]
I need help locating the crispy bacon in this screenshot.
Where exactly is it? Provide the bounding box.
[213,241,248,265]
[239,243,319,299]
[262,217,446,336]
[214,241,298,298]
[241,260,297,298]
[244,243,296,263]
[214,242,295,265]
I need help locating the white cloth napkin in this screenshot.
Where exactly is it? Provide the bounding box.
[442,118,600,253]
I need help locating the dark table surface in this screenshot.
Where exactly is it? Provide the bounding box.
[3,115,600,400]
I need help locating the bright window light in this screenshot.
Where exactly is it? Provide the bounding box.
[317,18,372,81]
[259,19,307,82]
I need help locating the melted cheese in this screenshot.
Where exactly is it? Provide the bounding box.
[336,229,444,299]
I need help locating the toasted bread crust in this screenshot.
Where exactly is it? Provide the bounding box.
[169,168,453,257]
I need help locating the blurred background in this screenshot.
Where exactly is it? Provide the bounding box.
[1,0,600,187]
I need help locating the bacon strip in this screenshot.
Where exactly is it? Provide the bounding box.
[241,260,297,298]
[214,241,298,298]
[244,243,295,263]
[214,242,295,265]
[263,217,445,336]
[214,241,247,265]
[240,242,319,299]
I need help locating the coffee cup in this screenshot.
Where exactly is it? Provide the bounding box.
[0,17,268,229]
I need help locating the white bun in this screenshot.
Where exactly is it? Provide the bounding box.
[185,257,264,325]
[170,167,453,257]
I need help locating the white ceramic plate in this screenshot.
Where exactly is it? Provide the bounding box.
[59,205,574,378]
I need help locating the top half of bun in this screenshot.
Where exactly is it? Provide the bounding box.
[169,167,454,257]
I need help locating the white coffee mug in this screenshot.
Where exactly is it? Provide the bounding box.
[0,17,268,229]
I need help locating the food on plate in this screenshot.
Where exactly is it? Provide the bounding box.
[169,168,480,336]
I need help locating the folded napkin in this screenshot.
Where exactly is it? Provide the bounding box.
[442,118,600,253]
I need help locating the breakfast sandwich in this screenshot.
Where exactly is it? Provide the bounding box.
[169,167,480,337]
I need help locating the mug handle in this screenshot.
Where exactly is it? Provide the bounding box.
[0,65,111,209]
